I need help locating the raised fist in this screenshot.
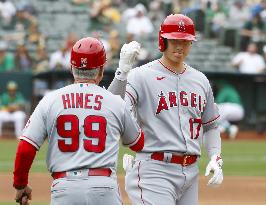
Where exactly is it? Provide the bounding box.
[118,41,141,73]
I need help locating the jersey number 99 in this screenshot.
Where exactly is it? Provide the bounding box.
[56,114,107,153]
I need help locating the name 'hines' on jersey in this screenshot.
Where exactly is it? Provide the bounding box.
[61,93,103,110]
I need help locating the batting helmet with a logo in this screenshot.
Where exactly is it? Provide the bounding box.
[159,14,196,52]
[71,37,106,69]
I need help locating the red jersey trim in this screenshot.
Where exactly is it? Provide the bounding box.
[123,130,144,152]
[124,130,142,146]
[158,60,187,75]
[203,115,220,125]
[137,161,146,205]
[19,136,40,150]
[129,131,144,152]
[126,91,137,105]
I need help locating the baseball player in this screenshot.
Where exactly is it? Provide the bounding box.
[108,14,223,205]
[13,37,144,205]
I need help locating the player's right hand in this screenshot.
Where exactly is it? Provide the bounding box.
[115,41,141,81]
[123,154,135,172]
[15,186,32,205]
[118,41,141,73]
[205,155,223,187]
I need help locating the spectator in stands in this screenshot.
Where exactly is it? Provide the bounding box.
[65,32,78,51]
[0,41,14,72]
[92,31,111,63]
[14,44,33,72]
[101,0,121,23]
[126,3,154,37]
[121,6,137,23]
[200,0,219,10]
[27,22,45,46]
[250,0,266,17]
[215,80,244,139]
[171,0,191,13]
[90,0,121,26]
[16,0,37,16]
[232,42,265,73]
[228,0,250,29]
[107,29,122,69]
[209,2,228,38]
[148,0,164,22]
[0,0,16,28]
[0,81,26,138]
[239,13,265,51]
[11,6,37,31]
[108,30,121,59]
[32,45,49,74]
[49,43,70,70]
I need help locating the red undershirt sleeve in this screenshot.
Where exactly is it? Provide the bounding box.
[13,140,37,189]
[129,131,144,152]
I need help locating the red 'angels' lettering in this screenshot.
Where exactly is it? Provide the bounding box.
[156,91,206,115]
[62,93,103,110]
[156,91,169,114]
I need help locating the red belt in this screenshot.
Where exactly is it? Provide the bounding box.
[52,168,112,180]
[151,152,197,166]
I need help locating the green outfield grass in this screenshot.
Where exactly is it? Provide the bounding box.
[1,139,266,205]
[0,139,266,176]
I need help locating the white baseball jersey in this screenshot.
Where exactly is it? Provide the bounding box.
[20,83,141,172]
[126,59,219,156]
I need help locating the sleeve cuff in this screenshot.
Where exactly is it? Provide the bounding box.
[115,69,128,81]
[19,136,40,150]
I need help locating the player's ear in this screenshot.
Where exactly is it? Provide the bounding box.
[96,67,104,84]
[99,67,104,78]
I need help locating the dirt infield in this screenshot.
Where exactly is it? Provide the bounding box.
[1,131,266,204]
[221,130,266,140]
[1,173,266,205]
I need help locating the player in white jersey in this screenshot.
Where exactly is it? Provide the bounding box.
[13,37,144,205]
[108,14,224,205]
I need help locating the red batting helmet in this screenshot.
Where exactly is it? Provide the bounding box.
[71,37,106,69]
[159,14,196,52]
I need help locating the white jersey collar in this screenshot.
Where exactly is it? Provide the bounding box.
[158,60,187,75]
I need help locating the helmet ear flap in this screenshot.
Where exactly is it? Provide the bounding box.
[159,30,166,52]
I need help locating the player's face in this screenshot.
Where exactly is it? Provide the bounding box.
[164,39,192,63]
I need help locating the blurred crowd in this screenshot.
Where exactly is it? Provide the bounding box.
[1,0,266,137]
[1,0,266,74]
